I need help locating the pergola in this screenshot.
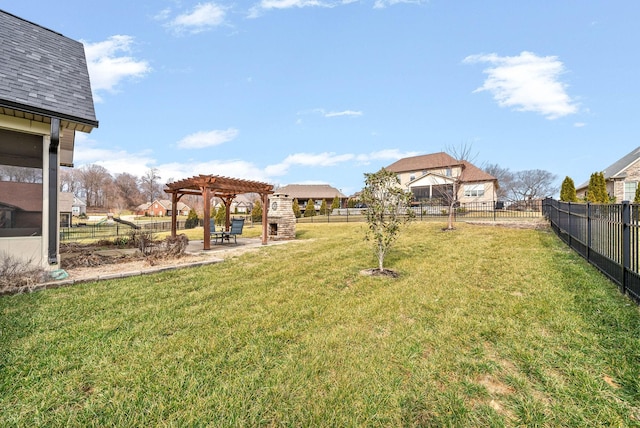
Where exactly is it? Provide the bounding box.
[164,174,274,250]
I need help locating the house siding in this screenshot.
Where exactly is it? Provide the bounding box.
[615,159,640,202]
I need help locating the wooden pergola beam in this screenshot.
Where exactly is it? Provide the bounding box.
[164,174,274,248]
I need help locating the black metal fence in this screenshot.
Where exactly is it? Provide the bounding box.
[297,200,544,223]
[543,198,640,303]
[60,215,255,243]
[60,220,190,243]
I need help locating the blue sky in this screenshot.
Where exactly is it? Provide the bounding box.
[3,1,639,195]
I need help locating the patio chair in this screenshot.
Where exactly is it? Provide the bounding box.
[224,218,245,244]
[210,219,226,245]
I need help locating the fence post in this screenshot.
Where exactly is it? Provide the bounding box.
[587,203,592,262]
[567,202,572,249]
[622,201,631,295]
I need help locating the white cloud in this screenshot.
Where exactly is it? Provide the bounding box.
[356,149,420,163]
[158,159,269,182]
[324,110,363,118]
[299,108,363,118]
[166,3,226,33]
[249,0,419,16]
[249,0,334,17]
[264,149,416,177]
[73,133,156,174]
[373,0,425,9]
[464,51,578,119]
[265,152,355,176]
[176,128,239,149]
[574,122,586,128]
[83,36,151,103]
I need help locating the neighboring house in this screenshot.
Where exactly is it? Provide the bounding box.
[0,10,98,269]
[385,152,498,205]
[212,193,256,214]
[141,199,191,217]
[72,196,87,217]
[576,146,640,202]
[276,184,348,210]
[135,202,152,216]
[59,192,73,228]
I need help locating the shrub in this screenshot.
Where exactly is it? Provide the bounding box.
[304,199,316,217]
[331,196,340,210]
[0,252,46,293]
[560,176,579,202]
[292,199,302,218]
[215,205,226,226]
[251,200,263,223]
[586,172,609,203]
[319,199,328,216]
[184,209,199,229]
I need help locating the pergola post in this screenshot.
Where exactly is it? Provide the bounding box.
[261,193,269,245]
[203,187,211,250]
[170,192,178,238]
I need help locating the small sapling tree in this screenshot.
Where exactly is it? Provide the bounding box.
[560,176,578,202]
[586,172,609,203]
[184,209,199,229]
[251,200,262,223]
[292,198,302,218]
[304,199,316,217]
[215,204,226,226]
[331,195,340,211]
[361,168,414,274]
[319,199,328,216]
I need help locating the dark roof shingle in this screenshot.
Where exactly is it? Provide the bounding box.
[386,152,496,182]
[0,9,98,130]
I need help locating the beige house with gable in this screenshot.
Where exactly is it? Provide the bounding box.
[385,152,498,205]
[576,146,640,202]
[0,10,98,269]
[276,184,347,211]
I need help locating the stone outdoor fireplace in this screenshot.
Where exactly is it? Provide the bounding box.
[267,193,296,240]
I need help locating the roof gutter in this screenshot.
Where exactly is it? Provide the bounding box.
[0,100,99,129]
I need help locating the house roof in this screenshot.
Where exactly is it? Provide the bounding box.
[577,146,640,190]
[386,152,460,173]
[0,10,98,132]
[277,184,347,200]
[150,199,190,211]
[386,152,496,183]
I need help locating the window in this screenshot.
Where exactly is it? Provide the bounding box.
[445,168,452,177]
[624,181,637,201]
[409,174,416,181]
[464,184,485,197]
[0,129,43,237]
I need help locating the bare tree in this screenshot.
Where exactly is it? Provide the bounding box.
[79,164,112,208]
[113,172,143,209]
[510,169,558,207]
[140,168,161,202]
[442,143,476,230]
[483,163,514,201]
[60,167,83,194]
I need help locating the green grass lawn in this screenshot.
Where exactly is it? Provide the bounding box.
[1,222,639,426]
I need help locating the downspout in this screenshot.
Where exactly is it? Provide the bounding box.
[48,118,60,264]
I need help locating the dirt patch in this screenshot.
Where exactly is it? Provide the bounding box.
[360,268,400,278]
[464,219,549,230]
